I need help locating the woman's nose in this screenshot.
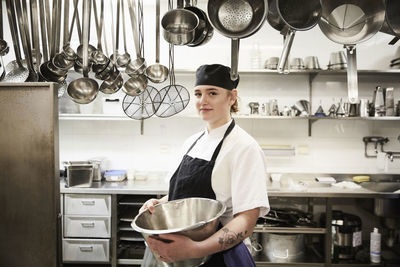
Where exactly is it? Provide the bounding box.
[199,94,208,104]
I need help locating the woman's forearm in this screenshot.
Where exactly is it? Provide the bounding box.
[194,208,259,258]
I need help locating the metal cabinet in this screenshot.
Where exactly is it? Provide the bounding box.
[62,194,112,263]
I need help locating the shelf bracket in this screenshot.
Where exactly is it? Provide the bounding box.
[308,118,318,137]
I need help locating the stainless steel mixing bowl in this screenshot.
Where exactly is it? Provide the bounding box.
[131,197,226,267]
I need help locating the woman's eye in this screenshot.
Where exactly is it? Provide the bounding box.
[210,92,217,96]
[194,93,201,97]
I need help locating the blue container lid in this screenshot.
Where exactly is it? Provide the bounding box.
[105,170,127,176]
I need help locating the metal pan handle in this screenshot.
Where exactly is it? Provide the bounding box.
[277,29,295,74]
[346,45,358,104]
[230,38,239,80]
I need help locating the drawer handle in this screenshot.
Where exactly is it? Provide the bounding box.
[79,246,94,252]
[81,222,95,228]
[81,200,95,205]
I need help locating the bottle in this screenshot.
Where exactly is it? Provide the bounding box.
[370,227,381,263]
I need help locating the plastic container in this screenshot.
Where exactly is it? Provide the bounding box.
[104,170,127,182]
[370,227,381,263]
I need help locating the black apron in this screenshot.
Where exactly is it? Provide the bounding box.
[142,120,256,267]
[169,120,255,267]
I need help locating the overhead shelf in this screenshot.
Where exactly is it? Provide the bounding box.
[174,69,400,75]
[59,113,400,121]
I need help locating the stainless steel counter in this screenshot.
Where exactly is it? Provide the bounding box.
[60,177,400,198]
[60,179,169,195]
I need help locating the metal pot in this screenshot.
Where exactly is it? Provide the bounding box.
[161,8,199,46]
[63,161,94,188]
[250,232,263,257]
[131,197,226,267]
[261,233,305,262]
[88,158,105,182]
[267,0,322,73]
[184,1,214,47]
[380,0,400,45]
[318,0,385,104]
[207,0,267,79]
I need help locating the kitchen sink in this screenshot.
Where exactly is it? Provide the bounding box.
[360,182,400,193]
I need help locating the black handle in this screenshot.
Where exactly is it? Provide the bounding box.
[362,136,389,144]
[105,99,120,102]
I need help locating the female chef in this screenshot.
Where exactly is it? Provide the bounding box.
[140,64,269,266]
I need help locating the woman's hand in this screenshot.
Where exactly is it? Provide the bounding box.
[146,234,200,263]
[139,198,161,213]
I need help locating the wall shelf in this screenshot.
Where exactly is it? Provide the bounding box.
[175,69,400,75]
[59,69,399,137]
[59,113,400,121]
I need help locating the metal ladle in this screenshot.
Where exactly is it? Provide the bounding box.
[53,0,79,70]
[68,0,99,104]
[123,0,147,96]
[76,0,96,62]
[15,0,38,81]
[100,67,123,94]
[29,0,42,70]
[116,0,131,67]
[0,1,9,81]
[91,0,108,66]
[0,1,9,56]
[145,0,169,83]
[3,0,29,82]
[125,0,146,76]
[110,0,122,65]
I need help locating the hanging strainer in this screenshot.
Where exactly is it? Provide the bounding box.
[153,44,190,118]
[318,0,385,104]
[218,0,254,33]
[122,85,159,120]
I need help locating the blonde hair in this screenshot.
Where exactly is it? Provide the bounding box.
[227,91,239,114]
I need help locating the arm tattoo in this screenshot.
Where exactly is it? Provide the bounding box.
[218,228,248,250]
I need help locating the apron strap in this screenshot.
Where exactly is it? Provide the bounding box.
[185,119,235,156]
[211,120,235,162]
[185,132,205,155]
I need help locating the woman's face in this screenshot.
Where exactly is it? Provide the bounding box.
[194,85,237,128]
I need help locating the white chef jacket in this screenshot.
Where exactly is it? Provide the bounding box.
[168,119,270,226]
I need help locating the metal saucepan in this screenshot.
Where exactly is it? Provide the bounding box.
[267,0,322,74]
[161,0,199,46]
[208,0,267,80]
[184,0,214,47]
[318,0,385,104]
